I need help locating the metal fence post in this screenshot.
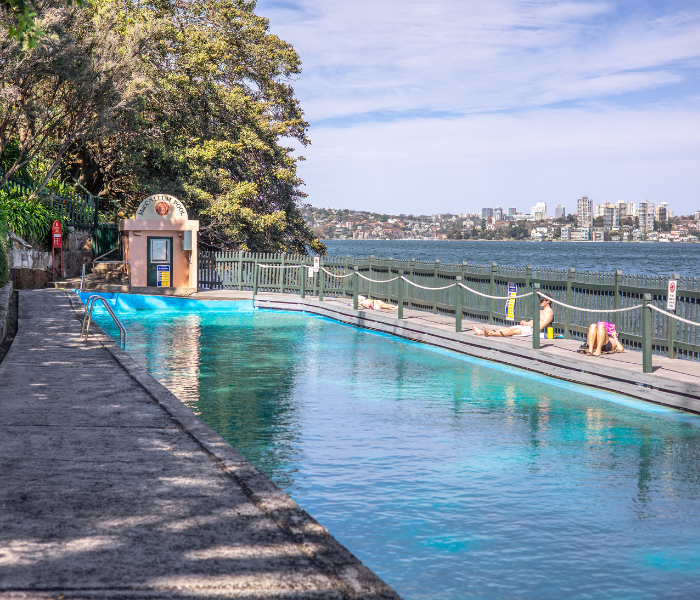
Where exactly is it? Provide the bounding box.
[238,251,244,290]
[408,258,415,309]
[433,260,440,314]
[455,276,463,332]
[398,270,404,319]
[532,283,541,350]
[279,252,286,294]
[353,267,359,310]
[525,265,532,319]
[253,258,259,299]
[368,255,374,300]
[667,273,679,359]
[345,255,351,299]
[319,259,325,302]
[388,257,394,304]
[565,267,575,339]
[489,262,497,324]
[613,269,623,333]
[300,264,306,299]
[642,293,652,373]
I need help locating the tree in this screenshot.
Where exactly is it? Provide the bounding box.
[66,0,323,254]
[0,1,147,195]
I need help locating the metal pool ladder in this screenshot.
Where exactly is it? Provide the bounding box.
[80,295,127,349]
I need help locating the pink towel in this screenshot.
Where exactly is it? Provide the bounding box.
[597,321,616,336]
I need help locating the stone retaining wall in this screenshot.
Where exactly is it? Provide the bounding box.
[0,281,12,344]
[8,230,93,284]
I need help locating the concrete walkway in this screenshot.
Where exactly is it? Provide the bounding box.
[0,290,400,600]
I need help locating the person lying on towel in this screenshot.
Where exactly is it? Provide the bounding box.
[471,294,554,337]
[357,295,398,310]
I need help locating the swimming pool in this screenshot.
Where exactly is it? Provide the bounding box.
[82,293,700,600]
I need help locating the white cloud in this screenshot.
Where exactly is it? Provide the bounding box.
[263,0,700,118]
[296,104,700,214]
[259,0,700,213]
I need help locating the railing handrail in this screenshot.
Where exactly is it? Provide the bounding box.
[80,295,127,349]
[198,250,700,368]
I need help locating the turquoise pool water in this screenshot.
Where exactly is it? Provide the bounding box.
[82,293,700,600]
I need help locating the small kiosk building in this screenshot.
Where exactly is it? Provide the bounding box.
[120,194,199,294]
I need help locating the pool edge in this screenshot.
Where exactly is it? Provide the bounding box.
[253,294,700,416]
[64,290,403,600]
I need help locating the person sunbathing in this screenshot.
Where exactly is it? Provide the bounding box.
[471,295,554,337]
[357,295,398,310]
[580,322,624,356]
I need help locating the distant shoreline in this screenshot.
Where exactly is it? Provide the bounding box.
[321,239,675,244]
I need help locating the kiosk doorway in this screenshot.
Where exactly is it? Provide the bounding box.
[147,237,173,287]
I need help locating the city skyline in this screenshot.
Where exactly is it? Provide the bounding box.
[259,0,700,215]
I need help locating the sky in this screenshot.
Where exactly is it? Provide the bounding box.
[257,0,700,216]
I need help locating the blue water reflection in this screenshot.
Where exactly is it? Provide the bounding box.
[85,295,700,600]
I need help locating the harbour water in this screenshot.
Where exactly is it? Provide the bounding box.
[322,240,700,276]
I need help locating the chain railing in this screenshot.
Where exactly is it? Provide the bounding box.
[198,251,700,372]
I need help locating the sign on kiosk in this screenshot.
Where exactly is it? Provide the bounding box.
[157,265,171,287]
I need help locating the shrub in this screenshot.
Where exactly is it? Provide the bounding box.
[0,209,8,287]
[0,190,67,248]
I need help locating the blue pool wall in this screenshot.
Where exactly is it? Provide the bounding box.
[77,291,254,312]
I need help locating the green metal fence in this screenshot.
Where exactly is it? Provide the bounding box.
[199,250,700,362]
[0,172,98,232]
[93,223,122,260]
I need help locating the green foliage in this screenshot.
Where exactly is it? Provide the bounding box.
[0,188,66,247]
[2,0,84,49]
[66,0,323,254]
[0,204,8,286]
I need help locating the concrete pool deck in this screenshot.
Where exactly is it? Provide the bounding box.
[190,289,700,414]
[0,289,400,600]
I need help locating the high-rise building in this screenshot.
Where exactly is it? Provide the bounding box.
[656,202,669,222]
[531,201,547,221]
[494,207,503,221]
[615,200,628,223]
[602,203,618,230]
[555,205,566,219]
[508,207,517,216]
[481,208,493,221]
[577,196,593,227]
[638,200,655,232]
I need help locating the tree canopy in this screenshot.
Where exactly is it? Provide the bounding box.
[0,0,324,254]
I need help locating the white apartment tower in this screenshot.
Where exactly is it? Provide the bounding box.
[577,196,593,228]
[638,200,655,232]
[531,201,547,221]
[555,205,566,218]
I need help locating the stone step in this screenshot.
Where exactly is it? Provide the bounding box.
[93,262,126,274]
